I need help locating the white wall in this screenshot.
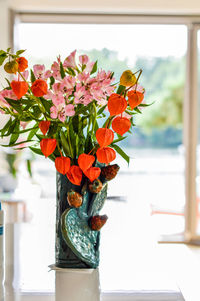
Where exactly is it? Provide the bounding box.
[0,0,200,50]
[6,0,200,14]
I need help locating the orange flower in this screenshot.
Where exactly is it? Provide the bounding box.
[108,93,127,116]
[96,128,114,148]
[66,165,82,186]
[40,138,57,157]
[78,153,95,172]
[55,156,71,175]
[84,167,101,182]
[96,147,116,164]
[31,79,48,97]
[120,70,136,87]
[127,90,144,109]
[39,120,51,135]
[112,117,131,136]
[16,57,28,72]
[11,80,29,99]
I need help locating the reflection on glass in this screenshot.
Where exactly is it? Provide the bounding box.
[15,23,187,291]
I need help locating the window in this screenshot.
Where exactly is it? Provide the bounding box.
[8,13,200,293]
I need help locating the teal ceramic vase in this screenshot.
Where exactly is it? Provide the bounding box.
[55,172,108,269]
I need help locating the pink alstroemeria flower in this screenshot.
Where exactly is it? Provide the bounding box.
[79,55,89,66]
[63,50,77,69]
[60,76,76,95]
[50,103,75,122]
[51,61,62,81]
[74,84,92,105]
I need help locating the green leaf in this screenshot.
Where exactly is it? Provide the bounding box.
[29,146,43,156]
[9,132,19,145]
[72,115,80,134]
[32,106,42,118]
[40,98,51,114]
[26,159,32,177]
[134,107,142,114]
[90,61,97,75]
[66,67,76,76]
[5,98,23,114]
[0,50,6,55]
[60,131,70,157]
[0,117,12,136]
[85,132,94,154]
[0,53,7,66]
[1,139,34,147]
[30,69,36,83]
[139,102,154,107]
[60,62,65,79]
[97,105,107,116]
[112,144,130,165]
[116,85,126,95]
[50,76,55,88]
[112,136,127,144]
[16,49,26,56]
[28,127,39,140]
[6,48,11,53]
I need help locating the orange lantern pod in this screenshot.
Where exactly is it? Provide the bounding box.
[11,80,29,99]
[40,138,57,158]
[66,165,83,186]
[31,79,48,97]
[96,147,116,164]
[107,93,127,116]
[78,153,95,172]
[96,128,114,148]
[112,116,131,136]
[16,57,28,72]
[84,167,101,182]
[39,120,51,135]
[127,90,144,109]
[55,156,71,175]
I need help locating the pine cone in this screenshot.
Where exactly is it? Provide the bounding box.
[101,164,120,180]
[90,215,108,231]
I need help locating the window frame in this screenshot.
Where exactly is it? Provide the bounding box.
[11,11,200,243]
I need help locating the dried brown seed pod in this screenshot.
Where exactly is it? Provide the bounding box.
[101,164,120,180]
[67,190,83,208]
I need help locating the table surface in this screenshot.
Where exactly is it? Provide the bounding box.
[0,189,185,301]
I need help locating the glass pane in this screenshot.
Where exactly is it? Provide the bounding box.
[12,22,187,291]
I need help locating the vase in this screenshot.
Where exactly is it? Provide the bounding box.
[55,171,108,269]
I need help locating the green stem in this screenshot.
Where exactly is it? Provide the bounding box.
[91,102,97,134]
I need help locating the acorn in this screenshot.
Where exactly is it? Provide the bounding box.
[67,190,83,208]
[101,164,120,180]
[90,215,108,231]
[88,179,103,194]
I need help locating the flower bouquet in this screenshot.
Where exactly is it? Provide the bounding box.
[0,48,147,268]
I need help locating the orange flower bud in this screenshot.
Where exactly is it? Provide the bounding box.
[55,156,71,175]
[90,215,108,231]
[108,93,127,116]
[16,57,28,72]
[112,116,131,136]
[11,80,29,99]
[96,128,114,148]
[66,165,82,186]
[96,147,116,164]
[84,167,101,182]
[39,120,51,135]
[40,138,57,158]
[31,79,48,97]
[78,153,95,172]
[127,90,144,109]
